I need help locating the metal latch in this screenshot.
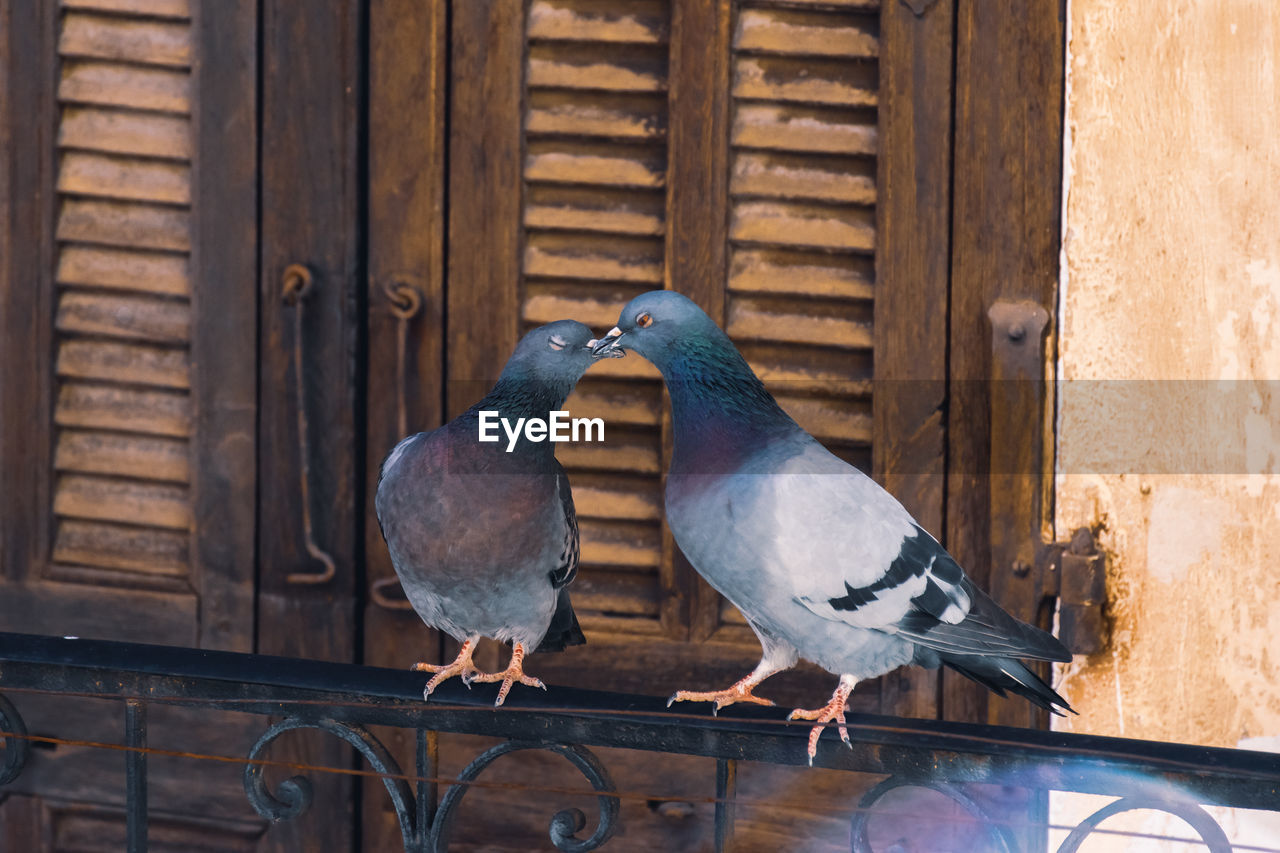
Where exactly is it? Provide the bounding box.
[987,299,1109,658]
[1038,527,1108,655]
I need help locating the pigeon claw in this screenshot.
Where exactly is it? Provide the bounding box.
[415,659,485,699]
[787,675,857,766]
[667,685,776,715]
[468,642,545,707]
[474,671,546,707]
[413,638,486,700]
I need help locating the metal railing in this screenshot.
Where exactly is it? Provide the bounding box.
[1,632,1277,851]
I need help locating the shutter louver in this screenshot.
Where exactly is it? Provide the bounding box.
[521,0,671,632]
[49,2,195,585]
[516,0,881,636]
[720,0,879,626]
[727,1,876,465]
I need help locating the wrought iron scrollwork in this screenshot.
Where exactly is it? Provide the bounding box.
[1055,794,1232,853]
[0,693,30,786]
[850,776,1235,853]
[244,718,417,848]
[850,777,1019,853]
[431,741,619,853]
[243,719,618,852]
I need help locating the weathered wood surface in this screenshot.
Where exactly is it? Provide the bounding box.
[54,431,189,482]
[255,0,361,850]
[190,0,258,652]
[54,382,189,436]
[361,0,449,847]
[60,60,191,112]
[947,0,1065,731]
[872,0,955,720]
[665,0,732,641]
[517,0,678,640]
[57,245,189,295]
[52,0,199,590]
[446,0,525,417]
[60,11,191,67]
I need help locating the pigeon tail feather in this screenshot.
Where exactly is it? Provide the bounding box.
[896,581,1073,663]
[937,653,1075,715]
[535,587,586,653]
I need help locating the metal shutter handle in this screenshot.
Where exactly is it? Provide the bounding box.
[369,279,424,608]
[282,263,336,585]
[384,279,423,437]
[370,577,413,611]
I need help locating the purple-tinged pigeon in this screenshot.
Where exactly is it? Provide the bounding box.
[376,320,616,704]
[592,291,1073,762]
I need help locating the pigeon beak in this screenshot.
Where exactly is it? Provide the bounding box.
[589,328,626,359]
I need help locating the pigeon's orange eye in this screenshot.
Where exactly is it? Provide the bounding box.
[636,312,653,329]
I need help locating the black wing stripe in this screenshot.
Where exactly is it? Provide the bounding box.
[910,580,953,616]
[931,552,964,584]
[549,464,579,589]
[827,527,935,613]
[897,583,1072,662]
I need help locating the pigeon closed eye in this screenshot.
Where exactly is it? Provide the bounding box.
[593,291,1075,764]
[375,320,612,705]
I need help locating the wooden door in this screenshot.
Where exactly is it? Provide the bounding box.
[253,0,364,850]
[0,0,1063,849]
[364,0,952,712]
[0,2,354,849]
[360,0,958,848]
[0,0,256,655]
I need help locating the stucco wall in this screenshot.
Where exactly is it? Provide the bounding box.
[1054,0,1280,751]
[1051,2,1280,843]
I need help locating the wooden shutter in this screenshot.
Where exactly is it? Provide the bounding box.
[364,1,960,846]
[713,1,880,633]
[0,2,250,648]
[0,1,282,849]
[0,0,256,652]
[51,2,198,594]
[412,0,951,712]
[520,0,673,638]
[539,3,893,661]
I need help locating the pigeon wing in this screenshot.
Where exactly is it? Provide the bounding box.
[775,445,1067,662]
[548,462,579,589]
[758,445,973,631]
[895,581,1072,662]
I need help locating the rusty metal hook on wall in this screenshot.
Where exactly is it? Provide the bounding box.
[282,263,337,586]
[369,278,425,609]
[370,576,414,611]
[384,279,423,438]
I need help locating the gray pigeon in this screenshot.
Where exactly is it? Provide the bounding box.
[592,291,1073,762]
[376,320,616,704]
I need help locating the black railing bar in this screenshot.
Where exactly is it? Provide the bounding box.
[0,681,831,731]
[416,728,435,851]
[0,630,1264,768]
[1047,828,1278,853]
[2,675,1266,804]
[0,629,1269,773]
[5,726,1274,853]
[2,633,1278,805]
[124,699,147,853]
[3,669,1277,816]
[715,756,736,853]
[7,670,1255,785]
